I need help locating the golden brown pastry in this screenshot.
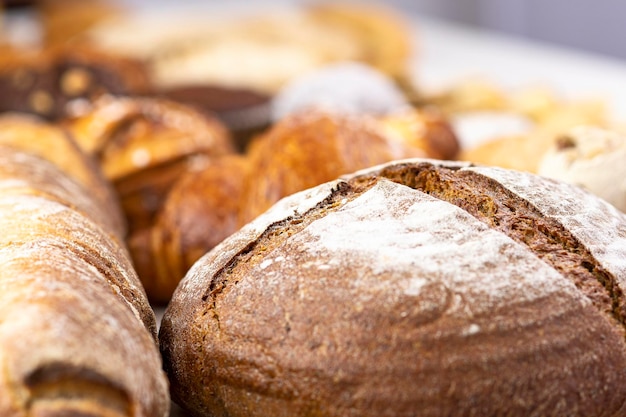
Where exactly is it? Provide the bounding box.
[66,95,234,232]
[132,155,249,304]
[65,95,234,302]
[161,158,626,417]
[0,144,169,416]
[239,110,427,224]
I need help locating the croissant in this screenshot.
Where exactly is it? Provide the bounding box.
[65,95,234,303]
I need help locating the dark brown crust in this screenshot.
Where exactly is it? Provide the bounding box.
[365,162,626,331]
[160,158,626,417]
[162,159,626,417]
[202,180,358,305]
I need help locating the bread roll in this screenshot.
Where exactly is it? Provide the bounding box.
[161,158,626,416]
[239,110,426,224]
[131,154,249,304]
[0,144,169,416]
[538,126,626,212]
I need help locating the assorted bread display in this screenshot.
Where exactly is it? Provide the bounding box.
[2,1,626,416]
[86,2,411,94]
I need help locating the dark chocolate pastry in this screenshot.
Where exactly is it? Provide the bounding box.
[0,46,149,119]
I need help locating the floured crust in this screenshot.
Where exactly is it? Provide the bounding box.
[162,158,626,416]
[0,116,125,239]
[0,146,123,243]
[0,146,169,416]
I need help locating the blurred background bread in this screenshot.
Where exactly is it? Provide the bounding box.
[0,46,149,120]
[86,2,412,94]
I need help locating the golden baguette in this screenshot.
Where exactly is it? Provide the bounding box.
[0,145,169,416]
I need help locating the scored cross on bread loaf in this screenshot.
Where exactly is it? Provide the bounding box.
[161,158,626,417]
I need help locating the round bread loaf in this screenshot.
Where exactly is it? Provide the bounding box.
[161,158,626,417]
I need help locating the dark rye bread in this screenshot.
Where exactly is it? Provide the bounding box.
[160,159,626,417]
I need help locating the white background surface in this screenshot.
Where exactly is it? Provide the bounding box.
[117,0,626,60]
[410,16,626,123]
[106,1,626,124]
[394,0,626,60]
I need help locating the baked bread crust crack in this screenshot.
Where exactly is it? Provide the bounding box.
[161,158,626,417]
